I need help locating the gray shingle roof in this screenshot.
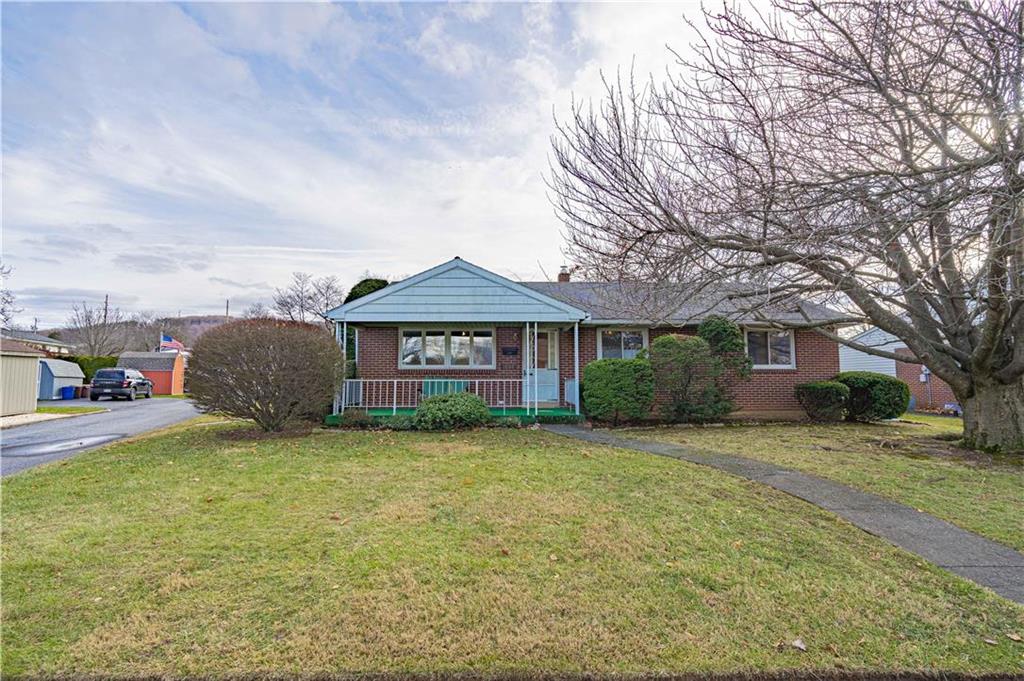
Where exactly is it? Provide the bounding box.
[1,328,73,348]
[118,352,180,371]
[0,339,46,356]
[523,281,846,326]
[41,358,85,379]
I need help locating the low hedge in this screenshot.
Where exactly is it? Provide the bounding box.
[66,355,119,383]
[413,392,492,431]
[535,413,586,425]
[375,413,416,431]
[834,371,910,421]
[582,358,654,425]
[336,409,374,429]
[795,381,850,421]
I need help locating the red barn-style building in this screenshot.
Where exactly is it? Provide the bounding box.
[117,352,185,395]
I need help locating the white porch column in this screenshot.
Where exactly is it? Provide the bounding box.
[340,321,347,414]
[533,321,538,415]
[573,322,580,415]
[333,321,343,415]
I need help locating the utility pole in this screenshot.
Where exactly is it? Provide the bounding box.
[225,299,230,320]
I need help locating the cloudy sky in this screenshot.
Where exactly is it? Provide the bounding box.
[2,2,702,327]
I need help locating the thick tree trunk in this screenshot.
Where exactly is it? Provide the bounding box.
[960,377,1024,452]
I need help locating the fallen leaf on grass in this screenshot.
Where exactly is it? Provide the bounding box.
[1007,633,1022,642]
[549,554,558,562]
[329,513,341,521]
[983,638,998,646]
[791,638,807,651]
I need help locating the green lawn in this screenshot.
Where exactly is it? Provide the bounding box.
[620,414,1024,552]
[35,405,106,415]
[2,425,1022,677]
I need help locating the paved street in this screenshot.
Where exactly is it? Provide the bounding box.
[1,398,200,477]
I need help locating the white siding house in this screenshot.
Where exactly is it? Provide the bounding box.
[838,327,905,376]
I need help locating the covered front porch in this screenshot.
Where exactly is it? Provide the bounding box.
[325,258,590,417]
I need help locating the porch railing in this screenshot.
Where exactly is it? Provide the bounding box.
[339,379,524,413]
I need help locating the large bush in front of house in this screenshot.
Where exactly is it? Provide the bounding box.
[188,319,344,432]
[834,371,911,421]
[697,315,748,356]
[582,358,655,425]
[650,317,750,423]
[66,355,119,383]
[650,335,732,422]
[795,381,850,421]
[413,392,492,431]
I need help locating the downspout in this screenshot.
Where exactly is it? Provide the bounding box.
[574,321,580,415]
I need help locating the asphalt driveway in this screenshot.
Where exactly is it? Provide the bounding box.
[1,398,199,477]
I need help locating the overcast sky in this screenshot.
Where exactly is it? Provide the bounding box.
[2,2,703,328]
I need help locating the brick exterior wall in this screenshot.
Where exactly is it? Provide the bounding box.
[353,324,840,415]
[894,347,958,410]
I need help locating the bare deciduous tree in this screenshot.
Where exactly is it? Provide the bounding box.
[1,262,21,328]
[273,273,345,328]
[550,1,1024,450]
[123,311,188,351]
[65,296,125,356]
[242,301,271,319]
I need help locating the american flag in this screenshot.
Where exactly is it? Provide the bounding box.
[160,334,185,351]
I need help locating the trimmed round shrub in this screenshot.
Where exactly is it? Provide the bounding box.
[795,381,850,421]
[834,371,911,421]
[413,392,491,431]
[189,319,344,431]
[582,358,655,425]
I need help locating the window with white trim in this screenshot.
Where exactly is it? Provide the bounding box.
[598,329,647,359]
[745,329,794,368]
[400,329,495,368]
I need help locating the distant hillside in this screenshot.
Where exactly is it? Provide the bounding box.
[43,314,236,352]
[171,315,236,343]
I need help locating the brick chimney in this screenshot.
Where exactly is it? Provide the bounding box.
[558,265,571,283]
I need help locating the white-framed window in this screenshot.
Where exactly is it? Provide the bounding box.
[399,328,495,369]
[597,328,648,359]
[745,328,795,369]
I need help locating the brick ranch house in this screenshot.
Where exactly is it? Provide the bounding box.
[327,257,848,418]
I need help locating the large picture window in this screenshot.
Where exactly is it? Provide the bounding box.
[745,329,794,368]
[400,329,495,368]
[598,329,647,359]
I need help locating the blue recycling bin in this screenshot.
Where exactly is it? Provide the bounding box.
[60,385,76,400]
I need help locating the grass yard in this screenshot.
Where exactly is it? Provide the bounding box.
[621,414,1024,552]
[35,405,106,415]
[2,424,1022,677]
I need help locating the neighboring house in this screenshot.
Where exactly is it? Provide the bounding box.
[1,328,74,356]
[38,358,85,400]
[839,327,957,411]
[1,340,44,416]
[117,352,185,395]
[327,257,847,418]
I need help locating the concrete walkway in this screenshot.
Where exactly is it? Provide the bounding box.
[543,424,1024,605]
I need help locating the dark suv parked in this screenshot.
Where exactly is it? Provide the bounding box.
[90,368,154,401]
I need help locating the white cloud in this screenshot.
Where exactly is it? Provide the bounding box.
[408,16,482,76]
[2,2,709,327]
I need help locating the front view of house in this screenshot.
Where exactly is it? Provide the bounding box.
[327,257,845,418]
